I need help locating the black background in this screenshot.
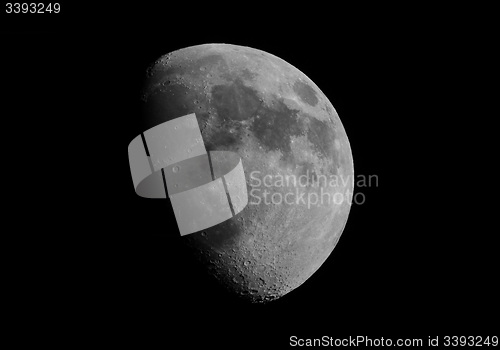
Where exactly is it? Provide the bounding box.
[2,3,497,346]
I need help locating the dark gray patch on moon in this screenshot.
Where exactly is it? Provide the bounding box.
[211,79,261,121]
[293,80,319,106]
[306,117,337,162]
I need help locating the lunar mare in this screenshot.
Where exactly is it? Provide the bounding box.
[140,44,354,302]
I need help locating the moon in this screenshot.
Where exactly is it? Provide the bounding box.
[140,44,354,302]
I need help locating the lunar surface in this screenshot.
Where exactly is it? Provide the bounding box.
[140,44,354,302]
